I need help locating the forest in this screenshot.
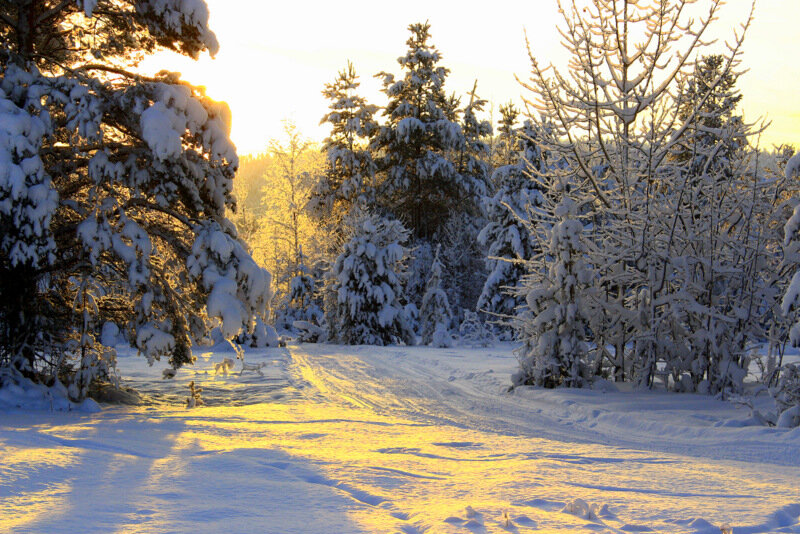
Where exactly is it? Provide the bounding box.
[0,0,799,429]
[4,2,800,533]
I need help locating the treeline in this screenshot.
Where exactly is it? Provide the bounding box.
[233,4,800,425]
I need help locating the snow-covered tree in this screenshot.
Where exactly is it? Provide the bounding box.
[782,152,800,345]
[514,188,595,388]
[494,102,520,167]
[454,81,492,208]
[373,22,479,239]
[309,62,378,229]
[282,246,323,327]
[645,54,770,395]
[519,0,759,388]
[673,55,746,181]
[0,1,272,398]
[420,246,453,346]
[252,122,324,309]
[459,310,494,348]
[478,117,545,329]
[327,213,414,346]
[434,211,484,315]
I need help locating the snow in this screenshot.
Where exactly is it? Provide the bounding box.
[2,343,799,533]
[140,102,184,160]
[787,151,800,180]
[0,84,58,267]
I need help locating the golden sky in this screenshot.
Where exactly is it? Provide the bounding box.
[141,0,800,156]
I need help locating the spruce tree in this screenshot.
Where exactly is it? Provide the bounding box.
[514,190,595,388]
[372,22,474,239]
[420,246,453,346]
[309,62,378,229]
[328,213,414,346]
[477,117,545,330]
[454,81,492,207]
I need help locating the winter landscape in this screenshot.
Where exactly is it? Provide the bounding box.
[2,0,800,533]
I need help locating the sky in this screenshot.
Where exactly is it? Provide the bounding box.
[141,0,800,156]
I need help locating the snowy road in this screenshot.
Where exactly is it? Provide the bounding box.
[1,343,799,533]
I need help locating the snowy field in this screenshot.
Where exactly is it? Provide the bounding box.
[2,343,799,533]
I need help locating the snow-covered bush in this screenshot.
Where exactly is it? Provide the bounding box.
[327,213,414,346]
[771,364,800,428]
[458,311,494,348]
[185,380,203,408]
[248,318,280,348]
[0,1,272,399]
[420,246,453,347]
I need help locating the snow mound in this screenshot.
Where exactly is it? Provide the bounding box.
[0,371,100,412]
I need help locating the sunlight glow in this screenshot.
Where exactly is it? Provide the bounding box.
[138,0,800,155]
[3,345,798,533]
[0,445,76,530]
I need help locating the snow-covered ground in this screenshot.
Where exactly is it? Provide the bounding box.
[2,343,799,533]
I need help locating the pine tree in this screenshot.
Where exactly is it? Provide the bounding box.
[328,213,414,346]
[494,102,520,167]
[372,22,474,239]
[420,246,453,346]
[459,310,494,348]
[439,211,487,316]
[674,55,746,179]
[0,1,272,397]
[778,152,800,425]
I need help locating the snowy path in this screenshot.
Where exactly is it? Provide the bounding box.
[1,343,799,533]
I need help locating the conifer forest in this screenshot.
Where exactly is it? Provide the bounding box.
[1,1,800,533]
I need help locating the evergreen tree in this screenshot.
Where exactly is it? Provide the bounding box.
[328,213,414,346]
[372,22,475,239]
[309,62,378,229]
[282,246,323,327]
[514,190,595,388]
[477,118,545,330]
[776,152,800,425]
[674,55,746,179]
[0,1,272,397]
[454,81,492,207]
[420,246,453,346]
[459,310,494,348]
[494,102,520,167]
[440,210,487,316]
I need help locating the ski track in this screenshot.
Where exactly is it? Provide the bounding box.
[1,343,799,533]
[288,344,800,466]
